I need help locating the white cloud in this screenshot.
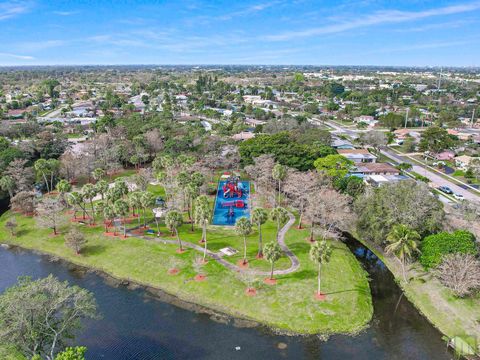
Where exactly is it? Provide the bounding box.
[0,0,32,20]
[52,10,79,16]
[0,52,34,60]
[263,1,480,41]
[15,40,66,52]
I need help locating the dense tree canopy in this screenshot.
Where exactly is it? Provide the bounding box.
[239,132,335,171]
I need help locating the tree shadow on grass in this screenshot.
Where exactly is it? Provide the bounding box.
[83,244,108,256]
[324,285,371,296]
[284,269,316,280]
[15,229,29,237]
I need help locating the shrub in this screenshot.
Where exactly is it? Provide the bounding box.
[434,253,480,297]
[420,230,478,269]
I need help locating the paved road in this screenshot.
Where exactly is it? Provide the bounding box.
[323,119,479,203]
[380,148,479,202]
[128,212,300,277]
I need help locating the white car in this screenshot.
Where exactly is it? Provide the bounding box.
[453,193,464,200]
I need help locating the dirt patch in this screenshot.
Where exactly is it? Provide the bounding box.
[194,274,207,282]
[264,278,277,285]
[168,268,179,275]
[237,260,249,269]
[314,292,327,301]
[245,287,257,297]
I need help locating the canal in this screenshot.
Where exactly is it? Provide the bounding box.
[0,234,452,359]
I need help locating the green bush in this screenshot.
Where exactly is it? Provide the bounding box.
[420,230,478,269]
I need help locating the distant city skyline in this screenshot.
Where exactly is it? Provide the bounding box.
[1,0,480,66]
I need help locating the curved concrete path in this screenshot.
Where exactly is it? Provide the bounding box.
[127,212,300,276]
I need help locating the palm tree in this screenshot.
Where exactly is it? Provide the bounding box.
[185,182,199,231]
[56,179,71,205]
[0,175,15,198]
[263,241,282,280]
[309,240,332,298]
[270,207,288,240]
[102,203,115,234]
[81,183,97,224]
[95,179,109,201]
[92,168,105,182]
[68,192,87,219]
[385,224,421,283]
[140,191,155,228]
[194,195,211,261]
[235,217,252,265]
[127,191,141,220]
[34,159,50,193]
[272,163,287,206]
[165,210,184,252]
[251,208,268,258]
[114,199,129,238]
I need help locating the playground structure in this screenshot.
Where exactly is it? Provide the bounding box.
[212,177,250,226]
[222,176,243,198]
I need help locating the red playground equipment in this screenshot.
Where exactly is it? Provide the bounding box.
[221,200,245,208]
[222,177,242,198]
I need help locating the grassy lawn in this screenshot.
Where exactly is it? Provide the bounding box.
[355,236,480,353]
[0,209,373,336]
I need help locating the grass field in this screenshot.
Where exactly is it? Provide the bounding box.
[0,207,373,337]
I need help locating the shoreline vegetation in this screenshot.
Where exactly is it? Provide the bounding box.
[0,210,373,336]
[356,235,480,354]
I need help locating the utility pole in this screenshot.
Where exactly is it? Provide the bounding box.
[404,108,409,128]
[472,108,476,128]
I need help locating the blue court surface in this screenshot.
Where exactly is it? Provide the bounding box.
[212,180,250,226]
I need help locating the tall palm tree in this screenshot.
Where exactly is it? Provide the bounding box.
[114,199,129,238]
[272,163,287,206]
[309,240,332,298]
[194,195,211,261]
[34,159,50,193]
[235,217,252,265]
[251,208,268,258]
[95,179,109,201]
[140,191,155,228]
[82,183,97,224]
[127,191,142,222]
[165,210,184,252]
[56,179,71,206]
[102,203,116,234]
[263,241,282,280]
[270,207,288,240]
[385,224,421,282]
[0,175,15,198]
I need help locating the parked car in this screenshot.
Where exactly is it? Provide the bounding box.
[453,193,464,200]
[438,186,453,194]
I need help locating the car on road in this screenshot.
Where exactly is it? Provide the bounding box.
[453,193,464,201]
[438,186,453,194]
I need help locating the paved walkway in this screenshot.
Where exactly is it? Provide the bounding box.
[127,212,300,276]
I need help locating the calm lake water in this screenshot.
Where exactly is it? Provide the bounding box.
[0,234,452,360]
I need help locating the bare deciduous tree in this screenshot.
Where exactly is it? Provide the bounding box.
[435,253,480,297]
[4,159,34,194]
[64,227,87,255]
[10,191,36,215]
[305,187,353,241]
[36,197,66,235]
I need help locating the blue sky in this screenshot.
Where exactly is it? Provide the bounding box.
[1,0,480,66]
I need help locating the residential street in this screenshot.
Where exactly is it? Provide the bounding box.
[323,120,480,203]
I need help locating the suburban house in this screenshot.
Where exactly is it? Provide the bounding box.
[350,162,399,176]
[337,149,377,163]
[353,115,377,126]
[244,118,266,127]
[331,137,355,149]
[435,150,455,161]
[455,155,473,170]
[231,131,255,141]
[365,174,410,187]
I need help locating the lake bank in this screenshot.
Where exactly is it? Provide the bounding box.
[0,210,373,336]
[355,235,480,355]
